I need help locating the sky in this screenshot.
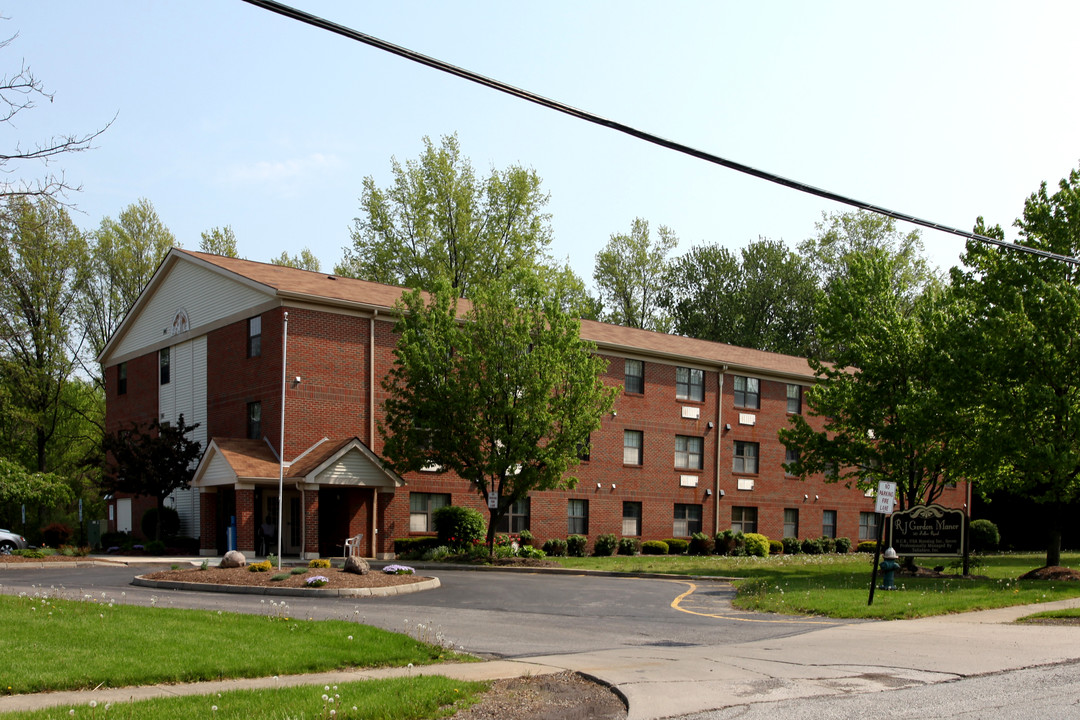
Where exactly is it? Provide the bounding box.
[7,1,1080,287]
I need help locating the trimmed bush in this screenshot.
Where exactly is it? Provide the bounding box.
[856,540,877,553]
[542,538,568,557]
[835,537,852,554]
[768,539,783,555]
[819,536,837,554]
[308,558,331,568]
[433,505,487,548]
[141,507,180,540]
[715,530,747,556]
[593,533,618,557]
[144,539,166,555]
[248,560,272,572]
[567,534,588,557]
[801,537,824,555]
[641,540,669,555]
[688,532,714,556]
[393,536,442,558]
[40,523,73,548]
[618,537,639,556]
[970,519,1000,552]
[271,573,290,582]
[518,529,535,547]
[743,533,769,558]
[663,538,689,555]
[781,537,802,555]
[100,531,131,550]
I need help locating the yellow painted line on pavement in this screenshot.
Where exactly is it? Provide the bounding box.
[667,580,839,625]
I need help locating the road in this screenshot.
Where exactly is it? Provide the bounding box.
[0,563,847,658]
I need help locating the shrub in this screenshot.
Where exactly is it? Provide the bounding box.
[40,523,72,548]
[518,544,546,559]
[422,545,452,561]
[100,531,131,550]
[781,537,802,555]
[542,538,568,556]
[618,537,639,556]
[688,532,714,556]
[432,505,487,548]
[768,539,783,555]
[641,540,669,555]
[144,539,166,555]
[663,538,689,555]
[308,558,331,568]
[567,534,588,557]
[835,537,852,554]
[518,529,535,547]
[593,533,618,557]
[393,536,442,558]
[715,530,746,556]
[819,536,837,554]
[856,540,877,553]
[743,533,769,558]
[141,507,180,540]
[290,567,308,575]
[271,573,290,582]
[801,537,824,555]
[248,560,272,572]
[970,519,1000,552]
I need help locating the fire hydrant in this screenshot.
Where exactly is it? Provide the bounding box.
[880,547,900,590]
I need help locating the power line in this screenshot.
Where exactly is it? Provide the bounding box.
[241,0,1079,267]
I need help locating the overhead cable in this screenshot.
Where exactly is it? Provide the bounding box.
[241,0,1079,266]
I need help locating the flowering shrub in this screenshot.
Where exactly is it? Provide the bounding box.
[383,564,414,575]
[306,575,329,587]
[248,560,273,572]
[309,558,331,569]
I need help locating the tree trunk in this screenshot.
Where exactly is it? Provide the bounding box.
[1045,504,1063,568]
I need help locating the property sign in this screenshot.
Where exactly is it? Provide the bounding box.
[487,491,498,509]
[888,504,965,556]
[875,481,896,515]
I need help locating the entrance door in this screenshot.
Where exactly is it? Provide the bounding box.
[116,498,132,533]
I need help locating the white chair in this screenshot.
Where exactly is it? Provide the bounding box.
[344,533,364,558]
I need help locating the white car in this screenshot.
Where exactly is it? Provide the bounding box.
[0,529,28,553]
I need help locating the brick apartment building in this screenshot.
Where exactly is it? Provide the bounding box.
[101,249,969,558]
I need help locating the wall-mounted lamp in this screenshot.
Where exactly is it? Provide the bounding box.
[611,483,616,490]
[596,482,602,489]
[706,421,715,430]
[719,489,725,497]
[705,489,712,496]
[804,494,809,501]
[293,376,302,385]
[724,423,732,431]
[814,495,819,501]
[611,410,617,417]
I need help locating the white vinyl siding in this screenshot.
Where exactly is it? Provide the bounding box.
[160,337,207,538]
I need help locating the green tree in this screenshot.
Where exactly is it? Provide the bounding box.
[199,225,239,257]
[593,217,676,332]
[379,278,617,549]
[337,134,553,300]
[100,415,202,541]
[271,248,321,272]
[0,457,73,532]
[78,198,175,382]
[779,248,960,513]
[0,197,88,473]
[948,166,1080,568]
[665,238,818,356]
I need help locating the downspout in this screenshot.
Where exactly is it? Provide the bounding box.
[714,365,727,534]
[295,481,306,560]
[370,310,377,558]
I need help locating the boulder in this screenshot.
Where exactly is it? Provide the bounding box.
[343,555,370,575]
[219,550,246,568]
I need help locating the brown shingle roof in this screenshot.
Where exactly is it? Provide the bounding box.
[213,438,280,479]
[182,250,815,381]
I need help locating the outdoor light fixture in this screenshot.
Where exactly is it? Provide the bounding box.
[719,489,725,497]
[705,489,712,496]
[611,483,616,490]
[724,423,732,431]
[597,482,602,488]
[706,421,715,429]
[804,494,809,501]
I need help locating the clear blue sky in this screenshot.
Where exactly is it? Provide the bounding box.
[8,1,1080,283]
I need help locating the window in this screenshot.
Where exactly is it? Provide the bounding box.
[733,441,759,474]
[822,510,837,538]
[824,461,839,480]
[624,359,644,394]
[673,504,702,536]
[247,401,262,439]
[577,435,591,462]
[731,506,758,534]
[784,447,799,475]
[733,376,760,409]
[409,492,449,532]
[247,316,262,358]
[786,384,802,414]
[623,430,643,466]
[496,497,530,533]
[783,508,799,538]
[675,435,704,470]
[117,362,127,396]
[676,367,704,402]
[159,347,171,385]
[568,499,589,535]
[859,512,878,541]
[622,502,642,536]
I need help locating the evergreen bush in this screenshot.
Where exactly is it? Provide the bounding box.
[542,538,568,556]
[567,534,588,557]
[970,519,1000,552]
[835,537,852,554]
[641,540,669,555]
[617,537,639,556]
[432,505,487,548]
[781,537,802,554]
[688,532,714,556]
[593,533,618,556]
[141,507,180,540]
[743,533,769,557]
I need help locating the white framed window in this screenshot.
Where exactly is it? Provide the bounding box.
[568,499,589,535]
[784,447,799,475]
[859,511,878,541]
[786,384,802,414]
[409,492,449,532]
[733,376,760,409]
[624,359,644,394]
[733,441,759,474]
[822,510,837,538]
[622,501,642,536]
[675,435,704,470]
[673,504,702,536]
[624,430,643,466]
[676,367,704,402]
[496,497,530,533]
[783,508,799,538]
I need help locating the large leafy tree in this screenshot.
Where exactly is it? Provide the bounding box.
[271,248,321,272]
[665,238,818,356]
[0,456,73,532]
[593,217,677,332]
[948,166,1080,568]
[379,278,617,548]
[337,134,555,300]
[100,415,202,541]
[199,225,240,258]
[780,246,960,513]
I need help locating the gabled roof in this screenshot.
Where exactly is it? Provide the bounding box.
[109,248,815,380]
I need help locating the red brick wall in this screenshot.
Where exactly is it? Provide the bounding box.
[200,491,217,551]
[303,489,319,555]
[236,488,255,552]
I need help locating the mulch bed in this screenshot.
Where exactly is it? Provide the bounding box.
[141,565,430,590]
[449,671,625,720]
[1018,565,1080,582]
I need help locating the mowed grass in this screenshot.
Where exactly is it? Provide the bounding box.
[3,676,486,720]
[556,552,1080,620]
[0,593,471,695]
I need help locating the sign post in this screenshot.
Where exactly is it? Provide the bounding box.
[868,481,896,606]
[487,491,498,510]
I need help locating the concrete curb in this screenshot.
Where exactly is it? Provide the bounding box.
[0,559,129,569]
[131,573,441,597]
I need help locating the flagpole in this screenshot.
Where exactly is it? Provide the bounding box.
[277,311,288,570]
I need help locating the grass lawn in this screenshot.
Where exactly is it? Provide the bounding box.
[3,676,486,720]
[555,552,1080,620]
[0,593,472,695]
